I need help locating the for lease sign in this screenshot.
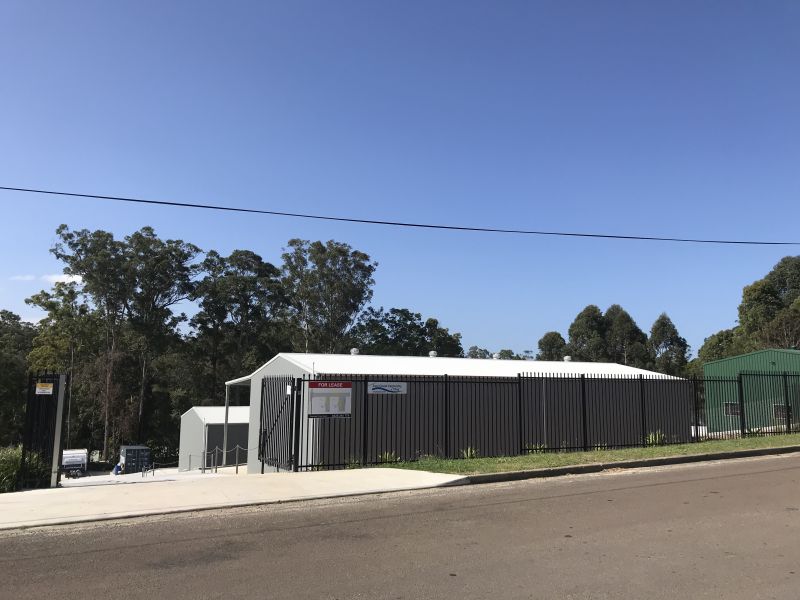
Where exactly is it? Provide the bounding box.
[308,381,352,417]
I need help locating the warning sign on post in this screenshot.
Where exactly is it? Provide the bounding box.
[308,381,352,417]
[35,382,54,395]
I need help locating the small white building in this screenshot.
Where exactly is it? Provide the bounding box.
[225,353,675,474]
[178,406,250,471]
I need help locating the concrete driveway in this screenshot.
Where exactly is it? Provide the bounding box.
[0,468,465,529]
[1,454,799,599]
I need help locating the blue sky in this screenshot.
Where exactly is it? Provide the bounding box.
[1,1,798,356]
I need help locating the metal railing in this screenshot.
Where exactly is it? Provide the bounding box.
[172,445,255,475]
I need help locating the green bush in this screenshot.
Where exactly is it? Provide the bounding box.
[0,446,22,493]
[646,430,667,447]
[377,451,399,463]
[460,447,480,459]
[524,443,546,454]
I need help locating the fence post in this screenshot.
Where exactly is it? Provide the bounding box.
[580,374,588,452]
[692,377,701,442]
[235,445,240,474]
[260,378,266,474]
[291,378,303,472]
[639,375,646,447]
[783,372,792,434]
[443,374,450,459]
[737,374,747,438]
[361,378,369,466]
[517,374,524,455]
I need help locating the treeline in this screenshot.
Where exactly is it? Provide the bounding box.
[696,256,800,366]
[0,226,463,457]
[0,225,797,458]
[468,306,690,376]
[477,256,800,377]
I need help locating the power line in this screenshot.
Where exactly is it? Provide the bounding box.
[1,184,797,246]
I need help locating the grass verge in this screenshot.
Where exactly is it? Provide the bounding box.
[387,434,800,475]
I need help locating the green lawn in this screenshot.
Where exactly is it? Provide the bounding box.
[386,433,800,475]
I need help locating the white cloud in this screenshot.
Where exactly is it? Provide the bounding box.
[41,274,83,284]
[9,274,36,281]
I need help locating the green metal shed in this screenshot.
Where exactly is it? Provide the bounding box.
[703,349,800,436]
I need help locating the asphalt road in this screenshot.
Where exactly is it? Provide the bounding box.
[2,455,800,600]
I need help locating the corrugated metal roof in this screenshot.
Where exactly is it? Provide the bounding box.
[703,348,800,366]
[181,406,250,424]
[229,352,676,381]
[703,348,800,378]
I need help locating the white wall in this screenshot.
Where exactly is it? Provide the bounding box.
[178,410,203,471]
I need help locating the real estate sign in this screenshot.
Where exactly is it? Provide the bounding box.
[308,381,352,417]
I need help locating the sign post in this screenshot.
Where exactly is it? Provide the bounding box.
[49,375,66,488]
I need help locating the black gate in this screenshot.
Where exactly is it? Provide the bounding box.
[258,375,299,473]
[18,373,67,490]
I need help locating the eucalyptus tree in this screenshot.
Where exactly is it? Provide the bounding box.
[52,226,133,457]
[0,311,36,446]
[351,307,463,356]
[567,305,608,362]
[281,239,377,353]
[190,249,283,403]
[649,313,690,376]
[125,227,200,439]
[604,304,650,368]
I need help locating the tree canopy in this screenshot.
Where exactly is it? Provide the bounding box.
[698,256,800,362]
[0,226,461,455]
[350,307,463,356]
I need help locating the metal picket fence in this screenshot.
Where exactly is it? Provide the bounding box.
[258,371,800,472]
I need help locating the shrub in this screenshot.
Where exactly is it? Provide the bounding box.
[460,447,479,459]
[646,430,667,447]
[524,443,546,454]
[0,446,22,493]
[377,451,399,463]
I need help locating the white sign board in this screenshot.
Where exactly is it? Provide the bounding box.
[368,382,408,395]
[308,381,352,417]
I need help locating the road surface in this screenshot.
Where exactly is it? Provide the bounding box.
[2,454,800,599]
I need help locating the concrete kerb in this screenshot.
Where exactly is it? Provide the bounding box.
[463,444,800,485]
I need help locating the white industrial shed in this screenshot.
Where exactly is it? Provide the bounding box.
[225,353,676,474]
[178,406,249,471]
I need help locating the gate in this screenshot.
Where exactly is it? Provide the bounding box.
[18,373,67,490]
[258,375,300,473]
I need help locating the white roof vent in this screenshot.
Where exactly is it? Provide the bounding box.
[492,353,501,360]
[350,348,360,355]
[429,351,438,358]
[563,355,572,362]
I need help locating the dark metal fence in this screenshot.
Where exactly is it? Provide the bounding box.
[258,371,800,472]
[18,373,67,489]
